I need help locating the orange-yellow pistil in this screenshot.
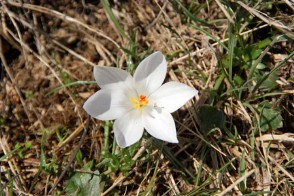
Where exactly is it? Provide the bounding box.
[130,95,149,111]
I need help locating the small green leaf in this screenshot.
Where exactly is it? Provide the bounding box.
[65,170,103,196]
[256,101,283,132]
[234,75,244,87]
[257,37,273,49]
[60,71,71,84]
[248,46,262,61]
[75,150,83,167]
[14,143,21,150]
[102,152,119,172]
[25,141,32,149]
[18,141,32,159]
[0,116,4,126]
[257,72,278,91]
[256,63,266,70]
[197,105,225,134]
[24,90,34,100]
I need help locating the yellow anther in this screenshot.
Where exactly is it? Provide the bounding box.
[129,97,138,103]
[129,95,149,110]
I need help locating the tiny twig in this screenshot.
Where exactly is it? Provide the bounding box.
[218,169,255,196]
[49,115,90,193]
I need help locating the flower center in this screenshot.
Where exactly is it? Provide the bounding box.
[130,95,149,110]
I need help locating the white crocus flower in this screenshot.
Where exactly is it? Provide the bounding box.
[83,51,198,148]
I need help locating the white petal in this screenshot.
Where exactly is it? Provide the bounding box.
[94,66,133,90]
[143,109,178,143]
[150,82,197,113]
[83,89,132,120]
[134,51,167,95]
[114,110,144,148]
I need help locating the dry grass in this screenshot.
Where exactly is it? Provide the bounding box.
[0,0,293,195]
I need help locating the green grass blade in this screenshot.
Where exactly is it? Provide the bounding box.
[40,129,47,169]
[0,145,21,161]
[145,160,160,195]
[45,80,96,96]
[195,146,207,186]
[172,0,211,27]
[101,0,128,39]
[239,151,246,192]
[250,50,294,95]
[228,23,236,82]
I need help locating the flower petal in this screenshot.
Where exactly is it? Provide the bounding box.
[143,109,178,143]
[134,51,167,95]
[114,110,144,148]
[150,82,197,113]
[83,89,132,120]
[94,66,133,90]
